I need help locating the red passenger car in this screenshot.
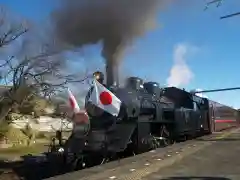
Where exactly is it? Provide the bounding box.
[209,100,240,131]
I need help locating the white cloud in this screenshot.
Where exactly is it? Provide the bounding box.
[166,43,197,87]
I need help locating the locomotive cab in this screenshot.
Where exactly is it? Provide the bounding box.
[163,87,211,138]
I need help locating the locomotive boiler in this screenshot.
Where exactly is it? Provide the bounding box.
[61,72,211,170]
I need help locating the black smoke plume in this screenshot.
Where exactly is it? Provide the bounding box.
[52,0,169,86]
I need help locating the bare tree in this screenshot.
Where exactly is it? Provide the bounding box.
[0,8,90,123]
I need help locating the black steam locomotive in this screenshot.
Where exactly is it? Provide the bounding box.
[59,72,211,170]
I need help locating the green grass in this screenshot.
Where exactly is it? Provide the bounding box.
[0,123,71,161]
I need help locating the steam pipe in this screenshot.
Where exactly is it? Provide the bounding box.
[194,87,240,93]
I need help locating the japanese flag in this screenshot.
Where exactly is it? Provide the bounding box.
[88,79,122,116]
[68,88,89,124]
[68,88,80,113]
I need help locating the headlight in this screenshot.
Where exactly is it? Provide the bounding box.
[58,147,64,152]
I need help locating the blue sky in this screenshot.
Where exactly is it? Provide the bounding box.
[1,0,240,108]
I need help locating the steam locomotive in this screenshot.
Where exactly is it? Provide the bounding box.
[59,71,212,170]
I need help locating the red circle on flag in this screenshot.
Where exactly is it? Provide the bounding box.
[99,91,112,105]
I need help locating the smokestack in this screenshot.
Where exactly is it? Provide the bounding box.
[103,51,119,87]
[115,66,119,87]
[106,63,118,87]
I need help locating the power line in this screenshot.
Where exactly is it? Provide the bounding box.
[204,0,240,19]
[194,87,240,93]
[220,12,240,19]
[204,0,223,10]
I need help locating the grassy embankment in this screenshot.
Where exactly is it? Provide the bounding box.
[0,124,50,160]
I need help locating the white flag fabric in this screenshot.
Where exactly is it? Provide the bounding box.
[88,79,122,116]
[68,88,80,113]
